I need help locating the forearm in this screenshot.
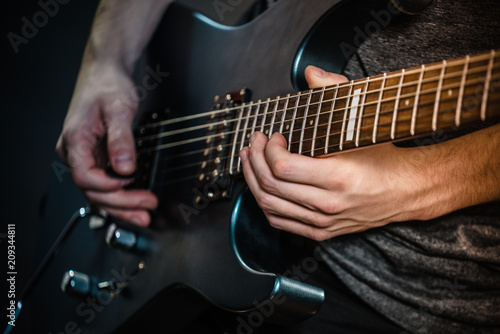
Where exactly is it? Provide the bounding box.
[407,123,500,221]
[84,0,173,73]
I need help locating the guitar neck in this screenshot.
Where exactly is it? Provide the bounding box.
[228,50,500,175]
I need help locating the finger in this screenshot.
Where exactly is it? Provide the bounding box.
[264,132,339,189]
[64,132,125,191]
[241,143,333,226]
[105,104,137,176]
[85,189,158,211]
[99,207,152,227]
[304,65,348,89]
[266,214,367,241]
[245,133,342,214]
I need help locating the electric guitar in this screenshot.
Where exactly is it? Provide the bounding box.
[7,0,500,333]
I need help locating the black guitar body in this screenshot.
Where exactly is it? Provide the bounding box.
[10,0,403,332]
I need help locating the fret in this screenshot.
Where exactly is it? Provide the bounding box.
[268,96,280,137]
[279,94,290,134]
[372,73,386,143]
[456,56,470,126]
[287,92,301,152]
[250,100,261,138]
[324,84,339,154]
[340,82,354,151]
[432,60,447,131]
[311,87,325,156]
[481,49,496,121]
[411,65,425,136]
[240,102,253,151]
[299,90,313,155]
[260,98,270,133]
[229,105,245,175]
[222,50,499,171]
[390,70,405,140]
[355,79,370,147]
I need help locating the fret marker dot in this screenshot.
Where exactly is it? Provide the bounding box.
[405,99,410,106]
[309,120,314,126]
[265,129,269,135]
[286,124,290,130]
[448,89,453,96]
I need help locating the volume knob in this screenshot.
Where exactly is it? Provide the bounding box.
[61,270,91,297]
[105,223,137,250]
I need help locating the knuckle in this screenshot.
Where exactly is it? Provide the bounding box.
[310,231,330,241]
[259,174,277,194]
[72,173,87,188]
[256,193,274,212]
[317,200,338,215]
[271,158,291,179]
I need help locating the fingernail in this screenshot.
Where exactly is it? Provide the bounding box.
[131,217,143,226]
[140,200,157,209]
[250,133,257,144]
[312,66,326,77]
[121,179,132,187]
[239,149,247,162]
[114,153,134,173]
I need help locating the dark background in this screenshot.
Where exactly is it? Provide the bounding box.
[0,0,260,330]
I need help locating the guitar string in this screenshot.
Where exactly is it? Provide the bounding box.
[136,52,497,133]
[136,72,499,156]
[135,62,499,146]
[150,106,460,187]
[146,90,500,183]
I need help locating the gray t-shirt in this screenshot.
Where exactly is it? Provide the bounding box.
[320,0,500,333]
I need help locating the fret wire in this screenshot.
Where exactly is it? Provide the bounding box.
[229,105,244,174]
[161,82,487,172]
[240,102,253,151]
[250,100,261,137]
[260,98,270,133]
[279,94,290,133]
[355,79,370,147]
[305,106,456,156]
[340,82,354,150]
[391,70,405,140]
[481,49,496,121]
[372,73,386,143]
[311,87,326,156]
[269,96,280,137]
[138,72,500,155]
[411,65,425,136]
[138,54,499,156]
[432,60,447,131]
[140,73,499,159]
[137,62,500,143]
[324,83,339,154]
[299,90,313,155]
[139,51,498,132]
[288,93,302,151]
[456,56,470,127]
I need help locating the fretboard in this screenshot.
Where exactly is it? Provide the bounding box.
[228,50,500,175]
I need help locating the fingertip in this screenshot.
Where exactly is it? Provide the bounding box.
[239,147,248,162]
[111,151,136,175]
[304,65,348,89]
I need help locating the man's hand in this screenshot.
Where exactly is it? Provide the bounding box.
[56,62,158,226]
[239,65,500,241]
[55,0,173,226]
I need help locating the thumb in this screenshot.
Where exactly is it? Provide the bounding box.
[305,65,348,89]
[106,102,137,176]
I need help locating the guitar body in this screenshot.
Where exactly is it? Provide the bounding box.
[11,0,404,332]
